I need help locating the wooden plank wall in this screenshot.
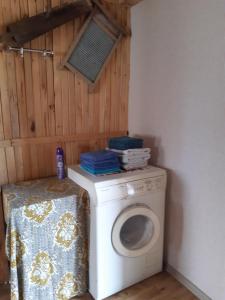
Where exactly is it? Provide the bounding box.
[0,0,130,186]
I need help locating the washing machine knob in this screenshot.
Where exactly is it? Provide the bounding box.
[127,183,135,195]
[155,178,163,190]
[145,179,153,191]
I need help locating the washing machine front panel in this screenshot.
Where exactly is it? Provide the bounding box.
[112,205,160,258]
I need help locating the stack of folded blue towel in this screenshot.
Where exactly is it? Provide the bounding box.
[80,150,121,175]
[108,136,143,150]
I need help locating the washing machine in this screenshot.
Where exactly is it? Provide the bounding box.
[68,165,167,300]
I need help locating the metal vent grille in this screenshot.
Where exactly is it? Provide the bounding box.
[68,19,115,83]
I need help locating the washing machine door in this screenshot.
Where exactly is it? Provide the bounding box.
[112,205,160,258]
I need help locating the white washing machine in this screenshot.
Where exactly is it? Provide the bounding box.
[68,165,167,300]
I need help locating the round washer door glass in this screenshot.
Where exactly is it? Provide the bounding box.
[112,205,160,257]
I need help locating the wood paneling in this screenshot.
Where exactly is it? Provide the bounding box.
[0,0,130,185]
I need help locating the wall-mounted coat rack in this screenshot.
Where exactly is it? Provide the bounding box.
[7,46,54,58]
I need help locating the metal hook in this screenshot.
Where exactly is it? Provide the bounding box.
[20,47,24,58]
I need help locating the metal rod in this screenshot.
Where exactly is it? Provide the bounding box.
[8,46,54,57]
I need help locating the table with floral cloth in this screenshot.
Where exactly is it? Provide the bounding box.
[2,177,89,300]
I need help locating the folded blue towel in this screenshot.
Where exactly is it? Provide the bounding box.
[109,136,143,150]
[81,157,119,165]
[80,165,121,175]
[80,150,118,163]
[81,160,120,170]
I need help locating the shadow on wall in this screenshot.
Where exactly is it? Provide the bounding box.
[164,170,184,267]
[132,134,184,267]
[131,134,161,165]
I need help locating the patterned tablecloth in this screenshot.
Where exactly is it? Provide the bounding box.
[2,177,89,300]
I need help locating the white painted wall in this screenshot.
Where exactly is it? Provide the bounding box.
[129,1,225,299]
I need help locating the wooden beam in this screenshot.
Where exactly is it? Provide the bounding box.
[103,0,144,6]
[11,131,127,146]
[92,0,130,35]
[0,131,127,148]
[0,0,93,46]
[0,141,11,149]
[124,0,144,6]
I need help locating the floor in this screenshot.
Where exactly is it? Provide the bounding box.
[0,272,198,300]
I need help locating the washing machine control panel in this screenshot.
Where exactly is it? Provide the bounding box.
[144,177,164,191]
[96,176,165,203]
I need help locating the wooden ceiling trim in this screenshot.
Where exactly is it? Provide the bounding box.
[103,0,144,6]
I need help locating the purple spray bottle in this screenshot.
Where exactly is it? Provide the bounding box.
[56,147,65,179]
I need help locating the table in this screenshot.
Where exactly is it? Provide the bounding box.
[0,187,9,283]
[3,177,89,300]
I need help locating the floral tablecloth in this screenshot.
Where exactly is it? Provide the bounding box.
[3,177,89,300]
